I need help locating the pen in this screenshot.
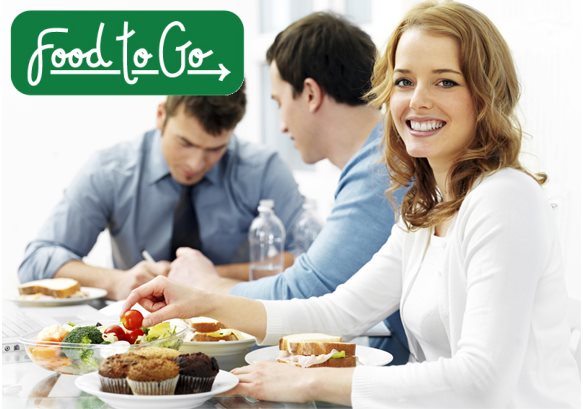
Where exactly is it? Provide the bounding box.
[141,250,155,263]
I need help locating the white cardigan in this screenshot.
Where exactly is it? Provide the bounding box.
[262,169,580,408]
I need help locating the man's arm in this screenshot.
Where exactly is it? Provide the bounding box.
[230,152,397,301]
[19,153,116,284]
[55,259,170,300]
[215,252,295,281]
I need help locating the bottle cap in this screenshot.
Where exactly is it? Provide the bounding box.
[259,199,274,208]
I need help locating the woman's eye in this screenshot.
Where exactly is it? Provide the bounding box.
[394,78,412,87]
[438,79,458,88]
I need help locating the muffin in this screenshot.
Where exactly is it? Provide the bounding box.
[175,352,220,394]
[132,346,181,360]
[98,353,142,394]
[126,358,179,395]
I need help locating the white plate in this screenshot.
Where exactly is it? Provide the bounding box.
[10,287,107,307]
[245,345,393,366]
[75,370,239,409]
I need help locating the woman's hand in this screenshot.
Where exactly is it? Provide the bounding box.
[121,275,268,340]
[228,362,315,403]
[121,275,208,327]
[228,362,354,405]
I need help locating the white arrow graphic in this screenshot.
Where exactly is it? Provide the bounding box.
[187,64,231,81]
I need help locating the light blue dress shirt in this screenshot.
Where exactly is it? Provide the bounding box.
[18,130,305,281]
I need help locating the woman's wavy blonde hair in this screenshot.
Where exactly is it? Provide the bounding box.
[368,0,545,230]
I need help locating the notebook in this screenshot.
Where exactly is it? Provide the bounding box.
[2,305,49,363]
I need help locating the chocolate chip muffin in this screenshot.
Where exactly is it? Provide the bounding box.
[175,352,220,394]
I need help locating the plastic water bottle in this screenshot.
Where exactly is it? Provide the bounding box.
[248,199,286,280]
[292,200,323,256]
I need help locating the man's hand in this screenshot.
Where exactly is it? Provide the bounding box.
[55,259,171,301]
[168,248,220,287]
[110,260,171,300]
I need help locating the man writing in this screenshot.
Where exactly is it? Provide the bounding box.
[18,84,305,300]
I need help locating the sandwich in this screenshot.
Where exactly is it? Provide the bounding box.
[18,278,82,299]
[277,333,357,368]
[189,317,240,342]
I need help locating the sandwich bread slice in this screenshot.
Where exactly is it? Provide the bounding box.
[18,278,81,298]
[277,333,357,368]
[189,317,239,341]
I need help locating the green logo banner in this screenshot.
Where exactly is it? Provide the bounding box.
[11,11,244,95]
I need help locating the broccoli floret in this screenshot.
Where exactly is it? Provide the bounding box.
[63,326,104,345]
[61,326,104,373]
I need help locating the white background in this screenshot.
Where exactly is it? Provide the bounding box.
[1,0,581,302]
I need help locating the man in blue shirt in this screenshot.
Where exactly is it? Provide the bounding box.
[169,13,410,365]
[18,84,305,300]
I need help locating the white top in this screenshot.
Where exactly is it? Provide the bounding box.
[261,168,580,408]
[402,233,450,361]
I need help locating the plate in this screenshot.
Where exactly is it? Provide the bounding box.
[75,370,239,409]
[10,287,107,307]
[245,345,393,366]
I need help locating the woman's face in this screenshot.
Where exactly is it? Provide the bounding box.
[389,28,477,173]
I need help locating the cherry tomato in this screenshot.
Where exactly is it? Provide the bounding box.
[104,324,127,342]
[121,309,144,331]
[125,328,144,345]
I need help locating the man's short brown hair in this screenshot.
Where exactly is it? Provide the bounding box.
[266,13,376,106]
[164,82,246,135]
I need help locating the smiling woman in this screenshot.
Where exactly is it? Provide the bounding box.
[390,29,477,178]
[372,1,539,232]
[117,1,580,407]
